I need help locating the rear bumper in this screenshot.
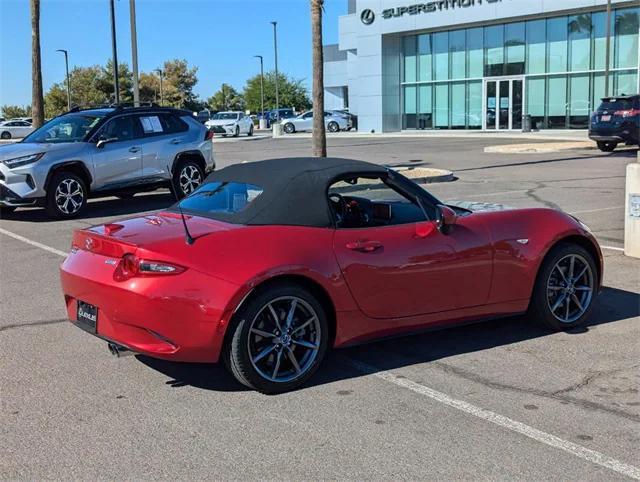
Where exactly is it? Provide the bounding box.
[60,249,241,363]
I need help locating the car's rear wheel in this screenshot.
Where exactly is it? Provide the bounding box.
[528,243,598,331]
[597,141,617,152]
[234,126,240,137]
[1,131,11,139]
[172,160,204,199]
[283,123,295,134]
[328,121,340,133]
[223,282,329,394]
[248,124,254,136]
[45,171,87,219]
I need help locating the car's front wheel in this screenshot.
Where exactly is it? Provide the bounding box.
[234,126,240,137]
[327,121,340,133]
[173,160,204,199]
[223,282,329,394]
[45,171,87,219]
[528,243,598,331]
[248,124,254,137]
[283,123,295,134]
[597,141,617,152]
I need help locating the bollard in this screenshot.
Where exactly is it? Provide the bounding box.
[624,153,640,258]
[272,123,284,138]
[259,119,267,130]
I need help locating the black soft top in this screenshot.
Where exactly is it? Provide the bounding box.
[182,157,388,227]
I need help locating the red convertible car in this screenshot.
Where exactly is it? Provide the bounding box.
[60,158,602,393]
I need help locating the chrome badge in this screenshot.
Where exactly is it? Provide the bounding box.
[104,259,118,266]
[516,239,529,245]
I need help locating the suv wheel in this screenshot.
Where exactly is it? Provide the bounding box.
[597,141,617,152]
[173,161,204,199]
[46,171,87,219]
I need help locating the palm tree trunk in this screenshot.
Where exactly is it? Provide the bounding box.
[30,0,44,127]
[311,0,327,157]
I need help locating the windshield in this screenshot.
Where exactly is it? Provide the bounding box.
[598,98,635,112]
[179,181,263,214]
[23,114,104,143]
[212,113,239,120]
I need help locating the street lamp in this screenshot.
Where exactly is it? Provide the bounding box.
[129,0,140,106]
[109,0,120,104]
[254,55,265,128]
[604,0,612,96]
[55,49,71,110]
[155,68,163,106]
[271,21,280,122]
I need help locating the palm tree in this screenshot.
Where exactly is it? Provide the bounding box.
[310,0,326,157]
[30,0,44,128]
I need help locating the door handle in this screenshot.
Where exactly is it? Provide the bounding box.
[346,240,383,253]
[128,146,140,153]
[170,138,182,144]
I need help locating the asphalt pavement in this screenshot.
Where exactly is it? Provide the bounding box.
[1,135,638,480]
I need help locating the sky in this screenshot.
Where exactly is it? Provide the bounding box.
[0,0,347,106]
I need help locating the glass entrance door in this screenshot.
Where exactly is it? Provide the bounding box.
[484,77,523,130]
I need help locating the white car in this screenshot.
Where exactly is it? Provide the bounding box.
[205,111,254,137]
[0,120,35,140]
[282,111,349,134]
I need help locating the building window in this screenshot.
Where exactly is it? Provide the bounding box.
[615,8,639,69]
[547,17,568,73]
[569,14,592,71]
[434,84,449,128]
[569,74,590,128]
[505,22,525,75]
[484,25,504,76]
[434,32,449,80]
[418,34,432,81]
[418,85,432,129]
[450,30,466,79]
[466,28,483,78]
[403,36,417,83]
[547,75,568,128]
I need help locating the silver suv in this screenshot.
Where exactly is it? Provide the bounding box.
[0,105,214,218]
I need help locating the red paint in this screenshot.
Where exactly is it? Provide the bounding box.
[60,207,602,363]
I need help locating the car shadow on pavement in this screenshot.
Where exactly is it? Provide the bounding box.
[1,192,175,222]
[137,285,639,393]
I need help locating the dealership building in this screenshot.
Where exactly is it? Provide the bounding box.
[323,0,640,132]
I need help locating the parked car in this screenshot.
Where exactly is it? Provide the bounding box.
[205,111,254,137]
[0,105,214,218]
[0,119,35,139]
[589,94,639,151]
[331,109,357,130]
[194,110,214,124]
[265,108,296,127]
[60,157,601,394]
[282,110,349,134]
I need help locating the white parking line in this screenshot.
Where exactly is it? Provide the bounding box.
[570,206,624,215]
[345,358,640,480]
[0,227,67,257]
[601,245,625,253]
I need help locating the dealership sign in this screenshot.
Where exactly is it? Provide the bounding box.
[361,0,502,24]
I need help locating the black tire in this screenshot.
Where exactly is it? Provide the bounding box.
[45,171,88,219]
[1,131,11,140]
[528,242,598,331]
[328,121,340,133]
[283,123,295,134]
[597,141,617,152]
[248,124,254,137]
[223,282,329,394]
[172,160,204,200]
[234,126,240,137]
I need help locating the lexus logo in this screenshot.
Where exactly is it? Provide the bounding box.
[360,8,375,25]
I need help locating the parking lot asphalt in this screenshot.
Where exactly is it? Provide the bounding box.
[1,136,638,480]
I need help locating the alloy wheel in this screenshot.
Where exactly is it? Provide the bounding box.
[55,178,84,215]
[546,253,594,323]
[248,296,321,383]
[179,165,202,196]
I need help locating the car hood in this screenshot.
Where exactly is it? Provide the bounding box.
[205,119,238,127]
[0,141,87,162]
[447,200,513,212]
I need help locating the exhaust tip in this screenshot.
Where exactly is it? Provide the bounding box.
[108,342,128,357]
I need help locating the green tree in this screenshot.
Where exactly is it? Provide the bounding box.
[207,84,245,111]
[243,71,311,113]
[1,105,32,119]
[160,59,200,110]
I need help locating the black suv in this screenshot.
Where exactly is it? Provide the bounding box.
[589,94,639,152]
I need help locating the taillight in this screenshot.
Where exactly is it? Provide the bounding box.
[114,253,186,281]
[205,129,214,140]
[613,108,640,118]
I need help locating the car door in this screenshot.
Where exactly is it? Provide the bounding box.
[91,115,143,189]
[298,111,314,131]
[331,175,493,319]
[15,121,32,137]
[137,113,186,179]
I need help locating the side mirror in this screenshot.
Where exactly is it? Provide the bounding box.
[96,136,117,149]
[435,204,457,234]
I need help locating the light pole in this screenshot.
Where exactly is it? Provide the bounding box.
[271,21,280,122]
[55,49,71,110]
[129,0,140,106]
[109,0,120,104]
[155,68,163,106]
[254,55,265,128]
[604,0,612,96]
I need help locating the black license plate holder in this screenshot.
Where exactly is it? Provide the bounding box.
[76,300,98,333]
